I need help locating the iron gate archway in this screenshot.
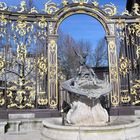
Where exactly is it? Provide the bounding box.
[48,1,120,108]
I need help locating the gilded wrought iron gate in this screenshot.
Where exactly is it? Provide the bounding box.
[117,20,140,106]
[0,14,48,109]
[0,0,139,117]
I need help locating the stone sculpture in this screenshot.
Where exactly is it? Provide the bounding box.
[62,51,112,126]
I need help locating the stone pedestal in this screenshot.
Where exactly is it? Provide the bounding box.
[0,122,7,134]
[7,119,43,133]
[66,101,108,126]
[7,113,42,133]
[8,120,21,132]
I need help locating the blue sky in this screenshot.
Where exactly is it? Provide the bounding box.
[2,0,127,13]
[59,14,106,47]
[2,0,127,48]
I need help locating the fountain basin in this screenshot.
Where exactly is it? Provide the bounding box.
[42,117,140,140]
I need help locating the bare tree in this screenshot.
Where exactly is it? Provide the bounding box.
[58,31,92,78]
[90,38,108,67]
[58,31,108,79]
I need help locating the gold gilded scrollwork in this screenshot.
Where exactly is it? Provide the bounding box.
[29,7,38,14]
[37,56,47,78]
[0,91,5,106]
[133,59,137,69]
[50,100,57,109]
[12,15,33,36]
[50,67,56,79]
[91,0,99,7]
[128,23,140,37]
[119,56,131,77]
[38,98,48,105]
[44,1,59,14]
[17,42,27,61]
[116,19,125,38]
[0,14,7,26]
[133,23,140,37]
[131,80,140,105]
[72,0,89,5]
[109,41,115,53]
[111,95,119,107]
[62,0,68,6]
[6,40,36,109]
[38,16,47,29]
[18,1,27,13]
[136,45,140,59]
[0,14,7,37]
[36,16,47,40]
[121,95,131,103]
[103,3,117,16]
[121,90,131,104]
[37,92,48,106]
[132,3,140,16]
[7,79,35,109]
[0,2,7,10]
[0,98,5,106]
[0,56,5,72]
[110,67,118,81]
[50,40,56,52]
[48,22,53,35]
[121,9,131,16]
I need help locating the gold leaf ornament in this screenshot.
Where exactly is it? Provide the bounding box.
[133,3,140,16]
[50,100,57,109]
[44,0,59,14]
[136,45,140,59]
[111,95,119,107]
[119,56,131,77]
[62,0,68,6]
[0,14,7,26]
[0,2,7,10]
[17,43,27,60]
[0,56,5,71]
[13,15,33,36]
[38,98,48,105]
[121,95,131,103]
[18,1,27,13]
[38,16,47,29]
[37,56,47,77]
[72,0,89,4]
[0,98,5,106]
[103,3,117,16]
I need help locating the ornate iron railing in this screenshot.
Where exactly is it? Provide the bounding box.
[0,0,139,112]
[117,21,140,105]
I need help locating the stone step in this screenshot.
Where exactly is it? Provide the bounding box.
[7,119,43,133]
[135,110,140,116]
[0,122,7,134]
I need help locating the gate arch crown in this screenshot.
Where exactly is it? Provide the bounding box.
[53,4,111,35]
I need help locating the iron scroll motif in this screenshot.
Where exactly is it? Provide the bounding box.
[0,0,118,16]
[117,20,140,105]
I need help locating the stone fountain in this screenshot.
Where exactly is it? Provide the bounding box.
[42,53,140,140]
[61,55,112,126]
